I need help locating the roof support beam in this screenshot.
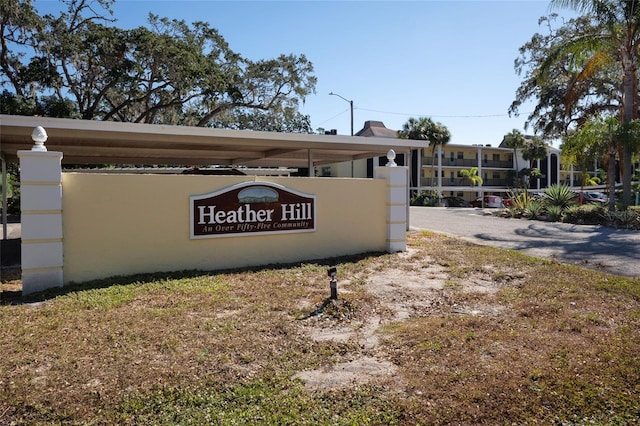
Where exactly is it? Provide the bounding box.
[231,148,300,166]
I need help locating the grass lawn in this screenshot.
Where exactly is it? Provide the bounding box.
[1,231,639,425]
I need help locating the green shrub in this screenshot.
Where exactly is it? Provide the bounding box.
[604,209,640,229]
[503,190,532,218]
[542,184,577,209]
[411,191,438,207]
[507,190,532,210]
[500,206,522,218]
[1,163,20,215]
[546,205,563,222]
[562,204,606,225]
[524,200,544,220]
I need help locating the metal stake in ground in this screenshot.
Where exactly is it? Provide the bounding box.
[327,267,337,300]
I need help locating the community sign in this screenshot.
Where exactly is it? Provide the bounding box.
[190,181,316,239]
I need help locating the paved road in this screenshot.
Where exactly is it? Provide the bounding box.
[410,206,640,278]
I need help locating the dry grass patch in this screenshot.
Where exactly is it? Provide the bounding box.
[1,232,639,425]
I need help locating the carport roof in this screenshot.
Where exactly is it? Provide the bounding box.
[1,115,425,167]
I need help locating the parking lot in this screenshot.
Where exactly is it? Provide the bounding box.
[410,206,640,278]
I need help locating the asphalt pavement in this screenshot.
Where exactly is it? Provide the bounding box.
[410,206,640,279]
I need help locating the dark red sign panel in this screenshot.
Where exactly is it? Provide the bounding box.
[190,182,316,238]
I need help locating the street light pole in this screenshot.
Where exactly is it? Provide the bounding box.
[329,92,353,136]
[329,92,355,177]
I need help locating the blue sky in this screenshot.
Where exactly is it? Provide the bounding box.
[36,0,576,146]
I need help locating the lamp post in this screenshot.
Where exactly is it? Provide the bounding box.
[329,92,353,136]
[329,92,354,177]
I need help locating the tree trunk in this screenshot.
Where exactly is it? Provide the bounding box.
[607,141,617,212]
[621,49,637,208]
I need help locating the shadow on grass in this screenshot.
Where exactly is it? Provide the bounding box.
[0,251,386,306]
[299,298,334,319]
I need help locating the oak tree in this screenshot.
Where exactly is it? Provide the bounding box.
[0,0,316,132]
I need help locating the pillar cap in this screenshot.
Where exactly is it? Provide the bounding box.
[31,126,48,151]
[386,149,397,167]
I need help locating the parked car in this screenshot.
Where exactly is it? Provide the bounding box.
[471,195,504,208]
[581,191,609,205]
[442,196,472,207]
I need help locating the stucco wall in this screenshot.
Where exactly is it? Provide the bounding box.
[62,173,387,284]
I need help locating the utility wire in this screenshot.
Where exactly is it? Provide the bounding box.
[357,107,517,118]
[316,108,351,127]
[316,105,533,130]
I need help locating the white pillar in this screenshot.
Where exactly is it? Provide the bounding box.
[437,145,443,198]
[570,165,575,188]
[18,126,64,295]
[477,145,483,184]
[374,150,407,253]
[307,149,314,177]
[416,148,422,190]
[2,153,7,241]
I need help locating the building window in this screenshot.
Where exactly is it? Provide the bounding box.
[449,171,455,183]
[493,154,500,161]
[450,152,455,162]
[484,154,488,164]
[492,172,500,179]
[457,152,463,159]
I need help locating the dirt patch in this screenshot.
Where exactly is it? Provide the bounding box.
[295,245,509,392]
[294,356,398,392]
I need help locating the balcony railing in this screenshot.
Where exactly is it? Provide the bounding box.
[421,177,438,186]
[420,178,509,187]
[483,178,509,187]
[422,158,514,169]
[481,160,514,168]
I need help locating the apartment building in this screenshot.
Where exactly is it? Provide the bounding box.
[423,142,561,201]
[326,121,563,203]
[327,121,640,203]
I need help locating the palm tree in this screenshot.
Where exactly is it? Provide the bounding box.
[398,117,451,198]
[502,129,526,184]
[459,167,483,187]
[561,116,611,206]
[522,137,548,165]
[521,136,548,188]
[548,0,640,208]
[568,116,621,210]
[398,116,451,160]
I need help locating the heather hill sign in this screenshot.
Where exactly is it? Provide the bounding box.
[190,182,316,239]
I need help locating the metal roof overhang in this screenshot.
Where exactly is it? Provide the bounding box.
[0,115,426,167]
